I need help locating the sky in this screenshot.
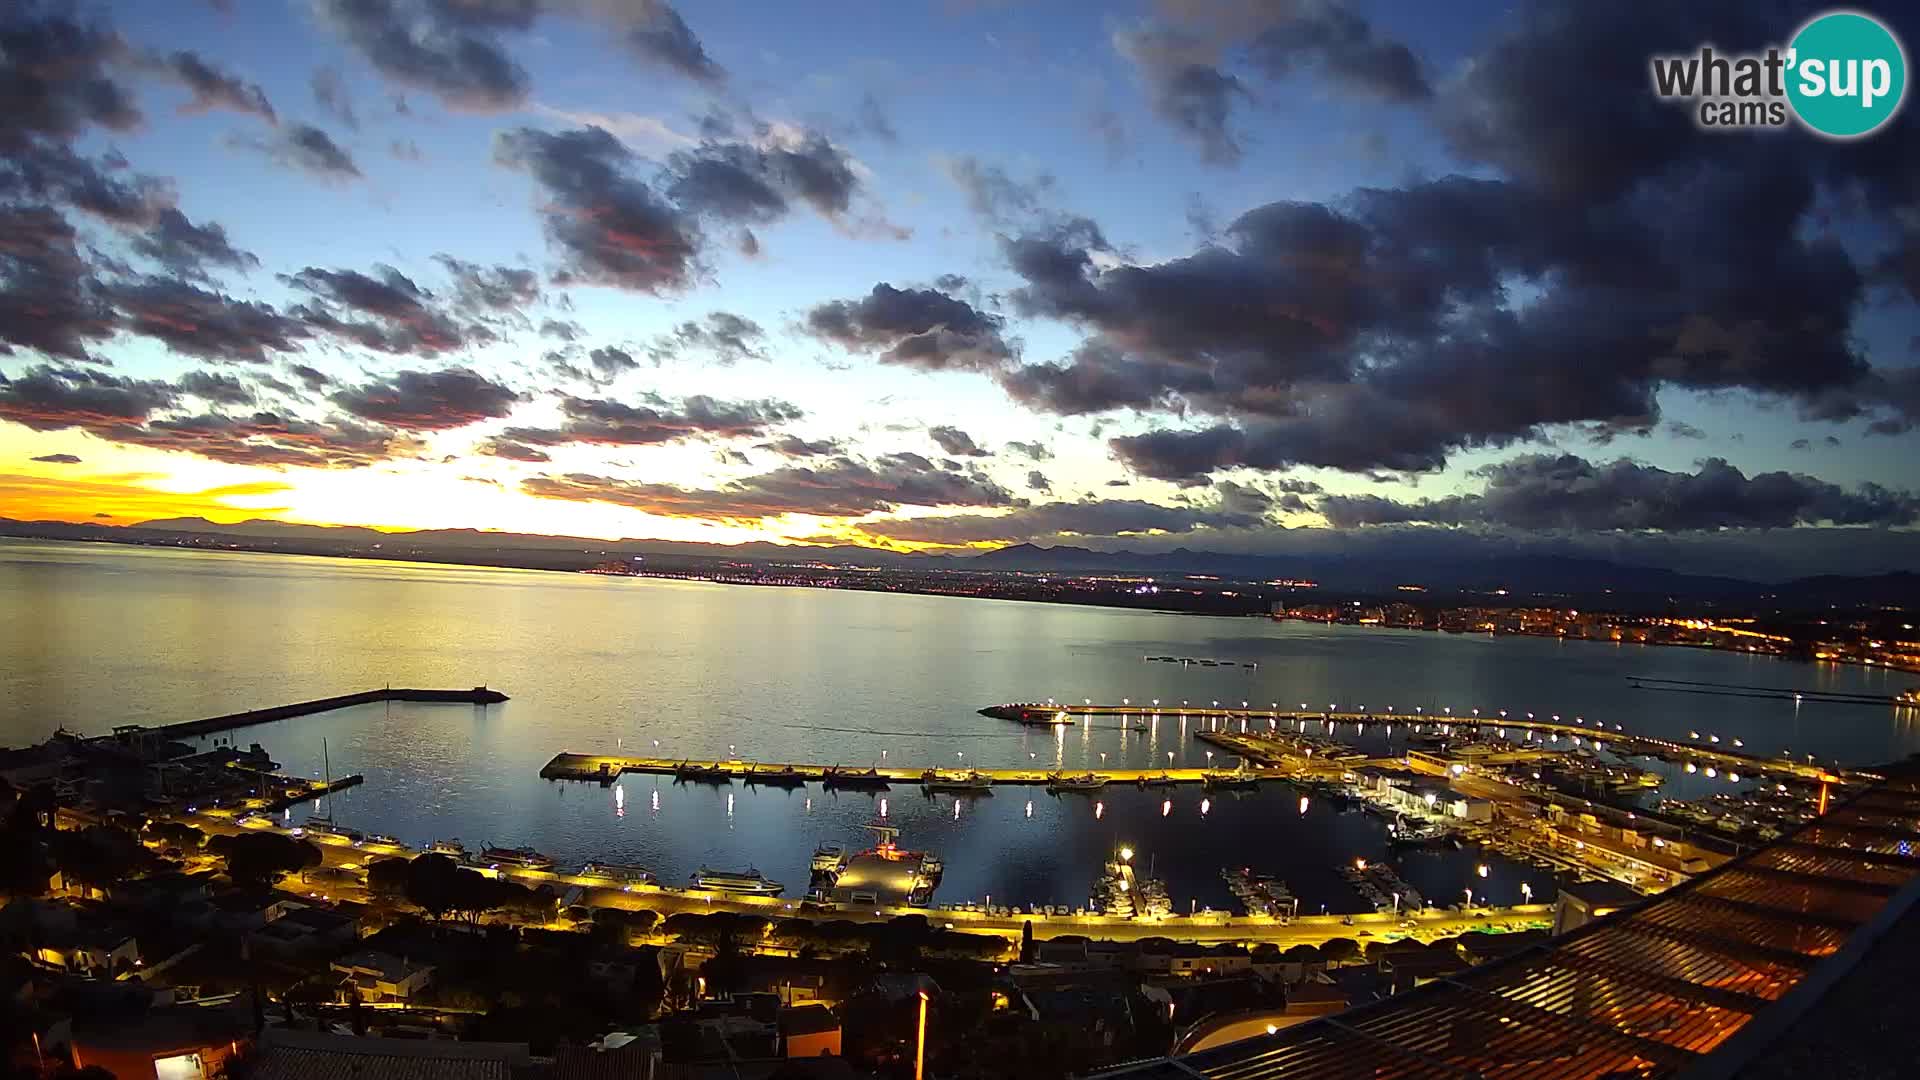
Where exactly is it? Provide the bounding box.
[2,0,1917,578]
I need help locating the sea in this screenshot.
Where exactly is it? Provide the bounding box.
[5,537,1916,915]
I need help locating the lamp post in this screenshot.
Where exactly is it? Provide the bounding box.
[915,990,929,1080]
[1520,882,1533,904]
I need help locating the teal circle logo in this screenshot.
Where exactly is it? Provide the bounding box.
[1786,11,1907,138]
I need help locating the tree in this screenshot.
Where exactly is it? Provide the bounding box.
[146,821,205,851]
[209,832,321,888]
[1021,920,1035,963]
[366,856,410,899]
[1319,937,1360,965]
[50,826,151,891]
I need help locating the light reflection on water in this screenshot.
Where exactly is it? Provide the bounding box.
[5,538,1917,909]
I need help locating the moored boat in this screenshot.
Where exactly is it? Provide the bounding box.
[746,765,807,787]
[582,861,656,884]
[823,766,890,790]
[692,867,784,896]
[675,761,732,784]
[429,839,467,859]
[921,769,993,792]
[481,844,555,870]
[1046,771,1107,793]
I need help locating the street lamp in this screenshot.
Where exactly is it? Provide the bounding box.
[915,990,929,1080]
[1520,882,1533,904]
[1477,864,1489,878]
[1120,846,1133,862]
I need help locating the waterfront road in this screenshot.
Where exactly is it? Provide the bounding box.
[153,806,1552,950]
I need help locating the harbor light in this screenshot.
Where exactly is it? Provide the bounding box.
[1200,798,1211,815]
[1120,846,1134,862]
[1521,882,1533,903]
[1729,773,1740,783]
[1299,796,1310,815]
[1424,793,1437,809]
[1167,751,1175,766]
[1477,864,1489,878]
[1123,698,1130,705]
[1162,799,1171,817]
[1705,767,1717,778]
[1153,699,1159,706]
[1686,763,1697,773]
[1266,1024,1278,1035]
[1356,858,1367,871]
[1205,751,1214,765]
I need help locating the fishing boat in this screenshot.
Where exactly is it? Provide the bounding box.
[301,818,362,842]
[1046,771,1107,793]
[822,766,890,790]
[921,769,993,793]
[810,844,846,876]
[429,839,468,859]
[1203,764,1260,789]
[745,765,807,787]
[691,867,784,896]
[363,832,401,847]
[582,862,656,884]
[674,761,732,784]
[481,844,555,871]
[1138,772,1180,788]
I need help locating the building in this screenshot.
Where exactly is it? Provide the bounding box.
[329,950,434,1002]
[33,926,139,978]
[1552,879,1644,935]
[69,999,255,1080]
[244,1028,529,1080]
[778,1004,841,1058]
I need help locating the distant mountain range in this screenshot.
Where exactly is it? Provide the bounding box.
[3,514,1915,610]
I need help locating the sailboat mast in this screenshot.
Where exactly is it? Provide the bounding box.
[321,737,332,818]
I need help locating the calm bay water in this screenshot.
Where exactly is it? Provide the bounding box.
[5,537,1917,913]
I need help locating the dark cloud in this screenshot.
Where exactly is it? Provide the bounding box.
[129,208,258,282]
[432,255,539,314]
[229,123,361,180]
[1113,25,1244,166]
[504,392,801,447]
[288,364,333,392]
[665,133,860,224]
[0,6,143,150]
[928,425,990,457]
[390,138,423,161]
[805,284,1016,372]
[1318,454,1920,531]
[1004,440,1051,461]
[175,369,256,406]
[1244,1,1431,103]
[30,452,81,464]
[313,0,530,111]
[654,311,766,365]
[494,125,699,293]
[522,452,1015,523]
[1026,470,1051,494]
[101,410,402,469]
[283,264,467,355]
[588,346,638,378]
[330,367,519,430]
[105,276,310,363]
[756,434,843,458]
[854,491,1266,546]
[944,156,1055,224]
[310,65,359,130]
[140,49,277,122]
[0,204,114,361]
[856,92,897,143]
[998,158,1892,478]
[612,0,724,85]
[0,364,177,432]
[477,436,550,462]
[539,318,583,341]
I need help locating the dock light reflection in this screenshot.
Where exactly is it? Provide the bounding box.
[1162,799,1172,817]
[614,785,624,818]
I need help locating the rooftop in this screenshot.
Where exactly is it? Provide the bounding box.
[245,1029,529,1080]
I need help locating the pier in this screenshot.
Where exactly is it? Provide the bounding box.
[105,686,508,742]
[984,703,1860,783]
[540,753,1240,786]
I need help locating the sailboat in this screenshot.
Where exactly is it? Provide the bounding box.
[302,738,361,841]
